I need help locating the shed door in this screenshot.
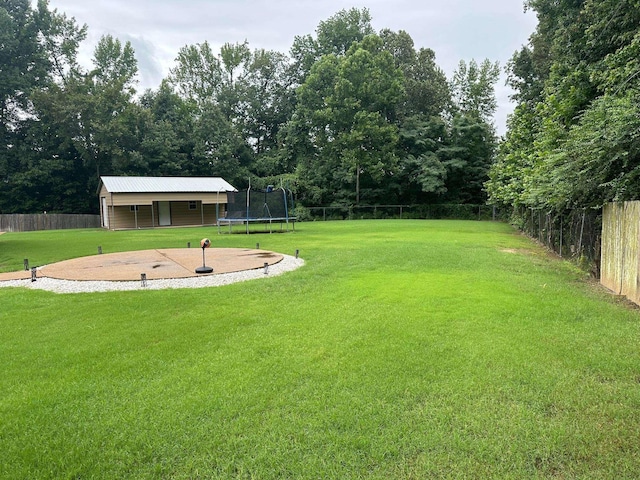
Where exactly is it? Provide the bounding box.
[158,201,171,226]
[101,197,109,228]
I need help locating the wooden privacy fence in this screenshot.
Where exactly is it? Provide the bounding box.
[601,202,640,305]
[0,214,101,232]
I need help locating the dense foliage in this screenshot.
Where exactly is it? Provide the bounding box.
[0,1,499,213]
[487,0,640,213]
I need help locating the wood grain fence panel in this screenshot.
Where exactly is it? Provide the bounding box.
[601,201,640,305]
[0,214,100,232]
[625,202,640,305]
[601,203,620,293]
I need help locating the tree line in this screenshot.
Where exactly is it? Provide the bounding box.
[1,1,500,214]
[487,0,640,216]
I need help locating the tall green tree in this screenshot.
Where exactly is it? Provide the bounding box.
[380,29,450,118]
[395,115,449,203]
[379,29,452,203]
[242,49,296,178]
[292,35,404,205]
[25,33,139,212]
[450,59,500,123]
[167,41,223,108]
[0,0,44,211]
[289,7,375,85]
[36,0,87,85]
[490,0,640,212]
[0,0,91,213]
[445,59,500,204]
[168,40,294,185]
[135,82,195,176]
[0,0,48,128]
[441,115,497,204]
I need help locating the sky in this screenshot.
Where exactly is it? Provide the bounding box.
[45,0,538,136]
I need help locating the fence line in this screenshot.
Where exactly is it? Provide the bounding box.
[514,206,602,277]
[301,204,502,222]
[0,214,101,232]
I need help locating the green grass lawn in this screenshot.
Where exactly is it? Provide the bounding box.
[1,220,639,479]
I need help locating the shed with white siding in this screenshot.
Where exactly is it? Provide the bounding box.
[98,176,236,230]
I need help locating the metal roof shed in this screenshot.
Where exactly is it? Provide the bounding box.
[98,176,237,230]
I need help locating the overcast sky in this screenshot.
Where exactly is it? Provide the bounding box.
[45,0,538,136]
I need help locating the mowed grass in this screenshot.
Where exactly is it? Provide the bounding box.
[1,220,639,479]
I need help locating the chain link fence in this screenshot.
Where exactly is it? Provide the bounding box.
[513,206,602,277]
[299,204,505,222]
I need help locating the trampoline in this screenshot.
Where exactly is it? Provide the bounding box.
[217,186,296,234]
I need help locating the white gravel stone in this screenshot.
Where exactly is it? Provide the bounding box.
[0,255,304,294]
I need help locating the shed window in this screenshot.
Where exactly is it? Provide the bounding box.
[130,205,139,212]
[189,201,197,210]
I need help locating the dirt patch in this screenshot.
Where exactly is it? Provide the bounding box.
[0,270,32,280]
[500,247,557,259]
[499,248,536,255]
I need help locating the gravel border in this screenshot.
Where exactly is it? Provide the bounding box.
[0,255,304,294]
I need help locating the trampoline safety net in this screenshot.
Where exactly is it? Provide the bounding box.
[224,188,294,221]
